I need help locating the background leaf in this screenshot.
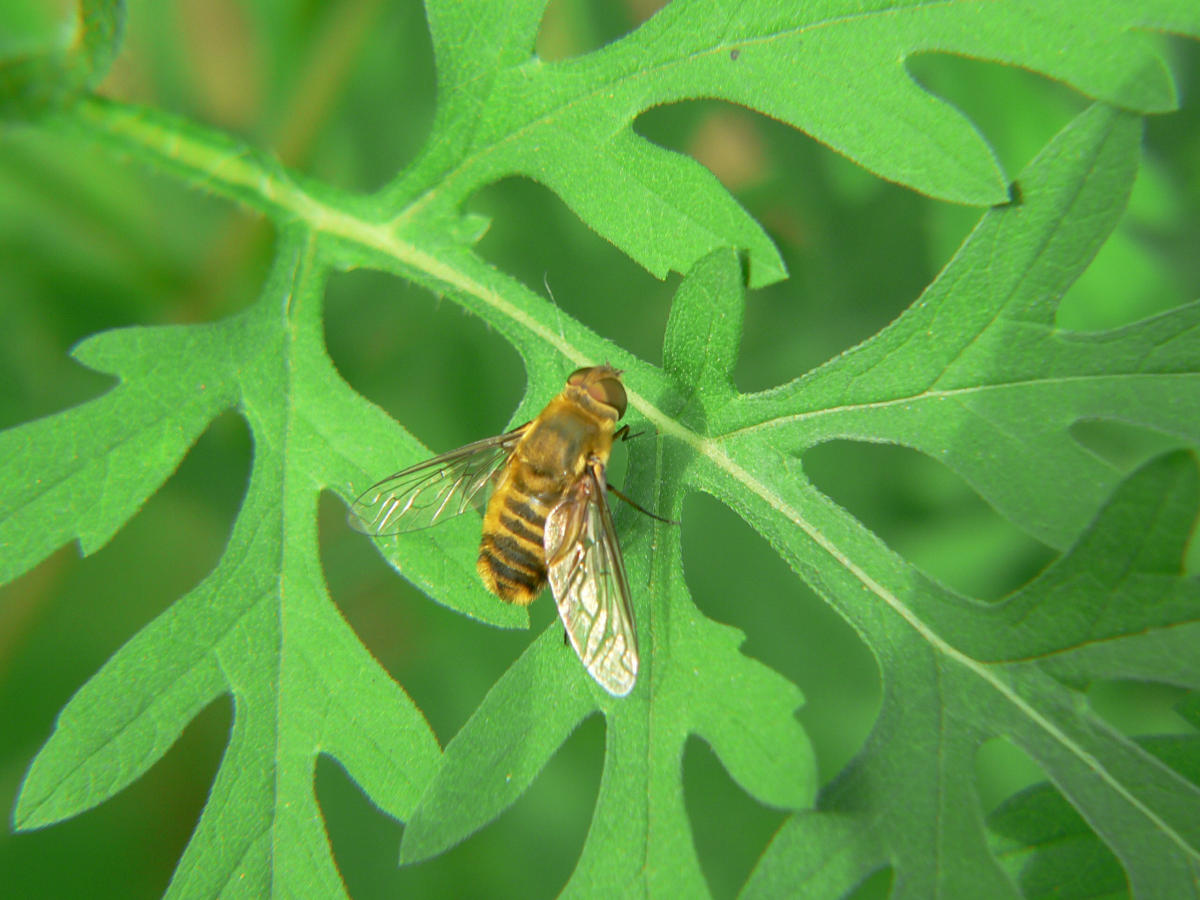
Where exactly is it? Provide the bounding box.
[0,0,125,121]
[2,1,1199,898]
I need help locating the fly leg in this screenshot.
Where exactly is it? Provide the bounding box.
[607,484,676,524]
[614,425,644,442]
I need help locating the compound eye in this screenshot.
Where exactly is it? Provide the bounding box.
[588,377,627,418]
[567,366,591,385]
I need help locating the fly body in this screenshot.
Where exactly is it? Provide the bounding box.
[350,366,641,696]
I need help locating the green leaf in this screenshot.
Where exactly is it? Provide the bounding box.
[401,435,815,891]
[5,234,482,895]
[719,104,1197,551]
[662,246,745,415]
[986,698,1200,899]
[3,2,1200,898]
[399,627,599,865]
[384,0,1197,289]
[68,2,1191,291]
[734,107,1200,899]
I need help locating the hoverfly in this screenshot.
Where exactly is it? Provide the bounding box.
[349,366,646,696]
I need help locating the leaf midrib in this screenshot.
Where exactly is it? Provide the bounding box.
[714,372,1190,442]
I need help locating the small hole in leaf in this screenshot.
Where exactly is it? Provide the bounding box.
[974,735,1047,817]
[325,268,526,450]
[466,175,672,365]
[804,441,1055,602]
[680,492,881,785]
[683,736,788,899]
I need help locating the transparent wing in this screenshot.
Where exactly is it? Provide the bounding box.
[348,425,527,536]
[544,460,639,696]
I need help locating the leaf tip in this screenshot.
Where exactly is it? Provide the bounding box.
[662,247,746,401]
[11,770,57,833]
[397,812,452,867]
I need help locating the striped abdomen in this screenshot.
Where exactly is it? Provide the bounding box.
[477,468,556,605]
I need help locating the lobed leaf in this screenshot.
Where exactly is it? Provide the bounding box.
[401,436,816,891]
[728,107,1200,899]
[4,2,1200,898]
[0,322,235,583]
[7,233,510,896]
[387,0,1198,288]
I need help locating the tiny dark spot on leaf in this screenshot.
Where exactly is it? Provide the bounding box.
[730,49,740,61]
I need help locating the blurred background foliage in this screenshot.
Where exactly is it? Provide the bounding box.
[1,1,1197,897]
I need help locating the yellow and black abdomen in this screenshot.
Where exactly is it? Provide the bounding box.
[478,401,606,605]
[477,466,556,605]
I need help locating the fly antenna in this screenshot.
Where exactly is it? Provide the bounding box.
[543,271,566,340]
